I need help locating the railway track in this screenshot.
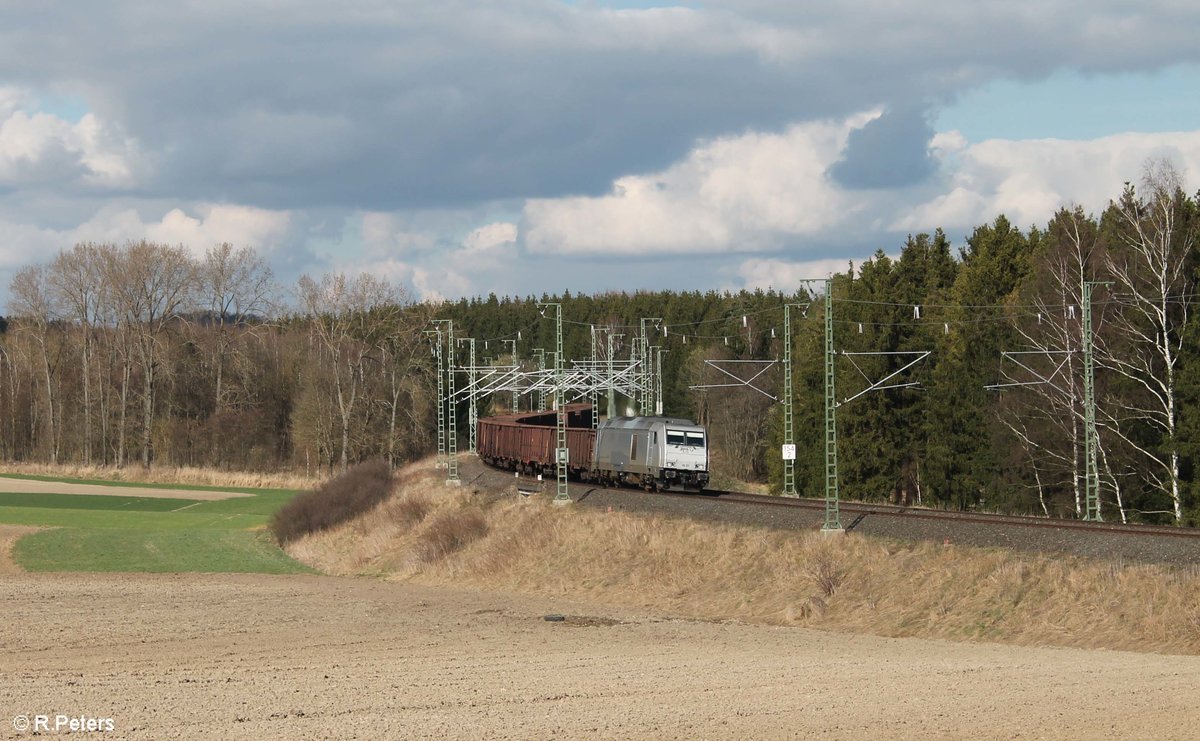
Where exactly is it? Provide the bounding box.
[692,488,1200,540]
[556,474,1200,565]
[467,458,1200,563]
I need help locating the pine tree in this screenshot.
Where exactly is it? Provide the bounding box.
[924,216,1034,509]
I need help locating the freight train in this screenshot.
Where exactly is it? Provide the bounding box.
[477,405,710,491]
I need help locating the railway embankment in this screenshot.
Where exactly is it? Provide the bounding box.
[286,456,1200,656]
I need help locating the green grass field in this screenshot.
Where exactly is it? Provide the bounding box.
[0,476,313,574]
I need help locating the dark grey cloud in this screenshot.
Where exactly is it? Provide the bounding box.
[8,1,1195,214]
[2,3,855,210]
[829,106,936,189]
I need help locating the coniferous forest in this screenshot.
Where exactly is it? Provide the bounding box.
[2,165,1198,525]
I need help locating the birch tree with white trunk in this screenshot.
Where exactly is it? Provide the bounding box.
[1001,207,1127,521]
[1096,161,1196,524]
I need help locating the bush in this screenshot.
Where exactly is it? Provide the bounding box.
[271,460,394,543]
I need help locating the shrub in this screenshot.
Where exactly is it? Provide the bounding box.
[271,460,394,544]
[415,509,489,563]
[392,493,432,528]
[806,548,846,597]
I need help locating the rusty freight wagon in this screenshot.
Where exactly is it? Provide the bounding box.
[477,405,597,477]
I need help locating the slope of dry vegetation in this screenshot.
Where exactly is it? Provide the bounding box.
[288,457,1200,655]
[0,461,319,491]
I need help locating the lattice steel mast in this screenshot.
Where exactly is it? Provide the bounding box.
[433,319,459,485]
[590,325,598,427]
[504,340,519,413]
[1083,281,1109,522]
[459,336,477,454]
[823,279,842,532]
[426,328,446,469]
[538,302,571,504]
[782,303,803,497]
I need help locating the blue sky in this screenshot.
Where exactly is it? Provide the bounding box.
[1,1,1198,306]
[938,64,1200,141]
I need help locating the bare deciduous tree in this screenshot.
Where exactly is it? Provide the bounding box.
[193,243,275,412]
[297,272,404,472]
[378,302,433,467]
[9,265,63,464]
[685,344,776,482]
[101,242,196,468]
[48,243,105,465]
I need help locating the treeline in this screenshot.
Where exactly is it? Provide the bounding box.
[807,164,1200,526]
[2,164,1197,524]
[0,243,434,476]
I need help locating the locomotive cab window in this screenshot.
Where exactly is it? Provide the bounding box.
[666,430,688,446]
[686,432,706,448]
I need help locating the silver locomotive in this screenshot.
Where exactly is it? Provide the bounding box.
[591,416,709,491]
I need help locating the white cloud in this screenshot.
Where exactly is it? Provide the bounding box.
[523,110,1200,264]
[463,221,517,252]
[896,130,1200,231]
[890,185,991,234]
[360,212,439,261]
[348,257,415,287]
[340,218,519,302]
[0,218,61,268]
[72,113,138,187]
[523,116,861,256]
[0,111,79,183]
[0,106,139,189]
[0,87,25,118]
[412,266,471,304]
[140,205,292,257]
[0,203,291,268]
[730,257,859,292]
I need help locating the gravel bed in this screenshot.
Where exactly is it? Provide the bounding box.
[455,457,1200,566]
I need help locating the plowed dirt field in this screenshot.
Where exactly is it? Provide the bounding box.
[3,571,1198,739]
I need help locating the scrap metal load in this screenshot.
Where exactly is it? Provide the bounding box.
[478,404,710,491]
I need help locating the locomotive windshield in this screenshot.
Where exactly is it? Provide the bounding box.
[667,429,705,448]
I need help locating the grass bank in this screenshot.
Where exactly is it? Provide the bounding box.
[289,458,1200,655]
[0,480,312,574]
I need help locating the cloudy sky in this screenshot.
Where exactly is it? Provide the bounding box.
[2,1,1199,305]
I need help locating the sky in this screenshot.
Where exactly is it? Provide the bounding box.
[2,0,1200,308]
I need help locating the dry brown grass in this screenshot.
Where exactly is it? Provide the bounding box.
[0,461,320,491]
[414,509,488,563]
[287,457,1200,656]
